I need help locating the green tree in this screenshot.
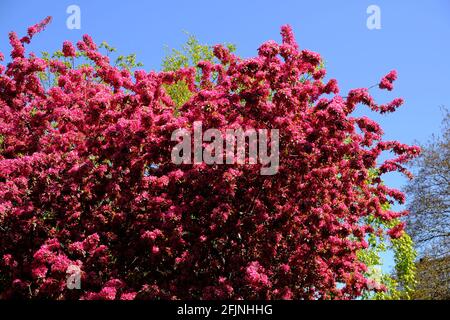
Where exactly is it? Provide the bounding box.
[162,37,417,300]
[28,33,418,300]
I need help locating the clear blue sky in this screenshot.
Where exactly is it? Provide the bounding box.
[1,0,449,271]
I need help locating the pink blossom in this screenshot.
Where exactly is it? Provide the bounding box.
[0,18,419,300]
[62,41,76,57]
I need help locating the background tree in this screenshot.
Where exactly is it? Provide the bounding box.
[412,255,449,299]
[0,17,420,300]
[162,34,235,108]
[405,107,450,299]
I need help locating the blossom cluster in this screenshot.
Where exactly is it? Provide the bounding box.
[0,18,419,300]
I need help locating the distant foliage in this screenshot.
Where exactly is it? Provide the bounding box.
[412,256,450,300]
[405,108,449,257]
[162,34,235,107]
[405,108,449,299]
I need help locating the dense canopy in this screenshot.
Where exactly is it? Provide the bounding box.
[0,17,419,299]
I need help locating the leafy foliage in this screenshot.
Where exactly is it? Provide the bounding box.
[411,255,450,299]
[405,107,450,299]
[0,17,420,300]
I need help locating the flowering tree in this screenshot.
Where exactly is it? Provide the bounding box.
[0,17,420,300]
[162,37,418,300]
